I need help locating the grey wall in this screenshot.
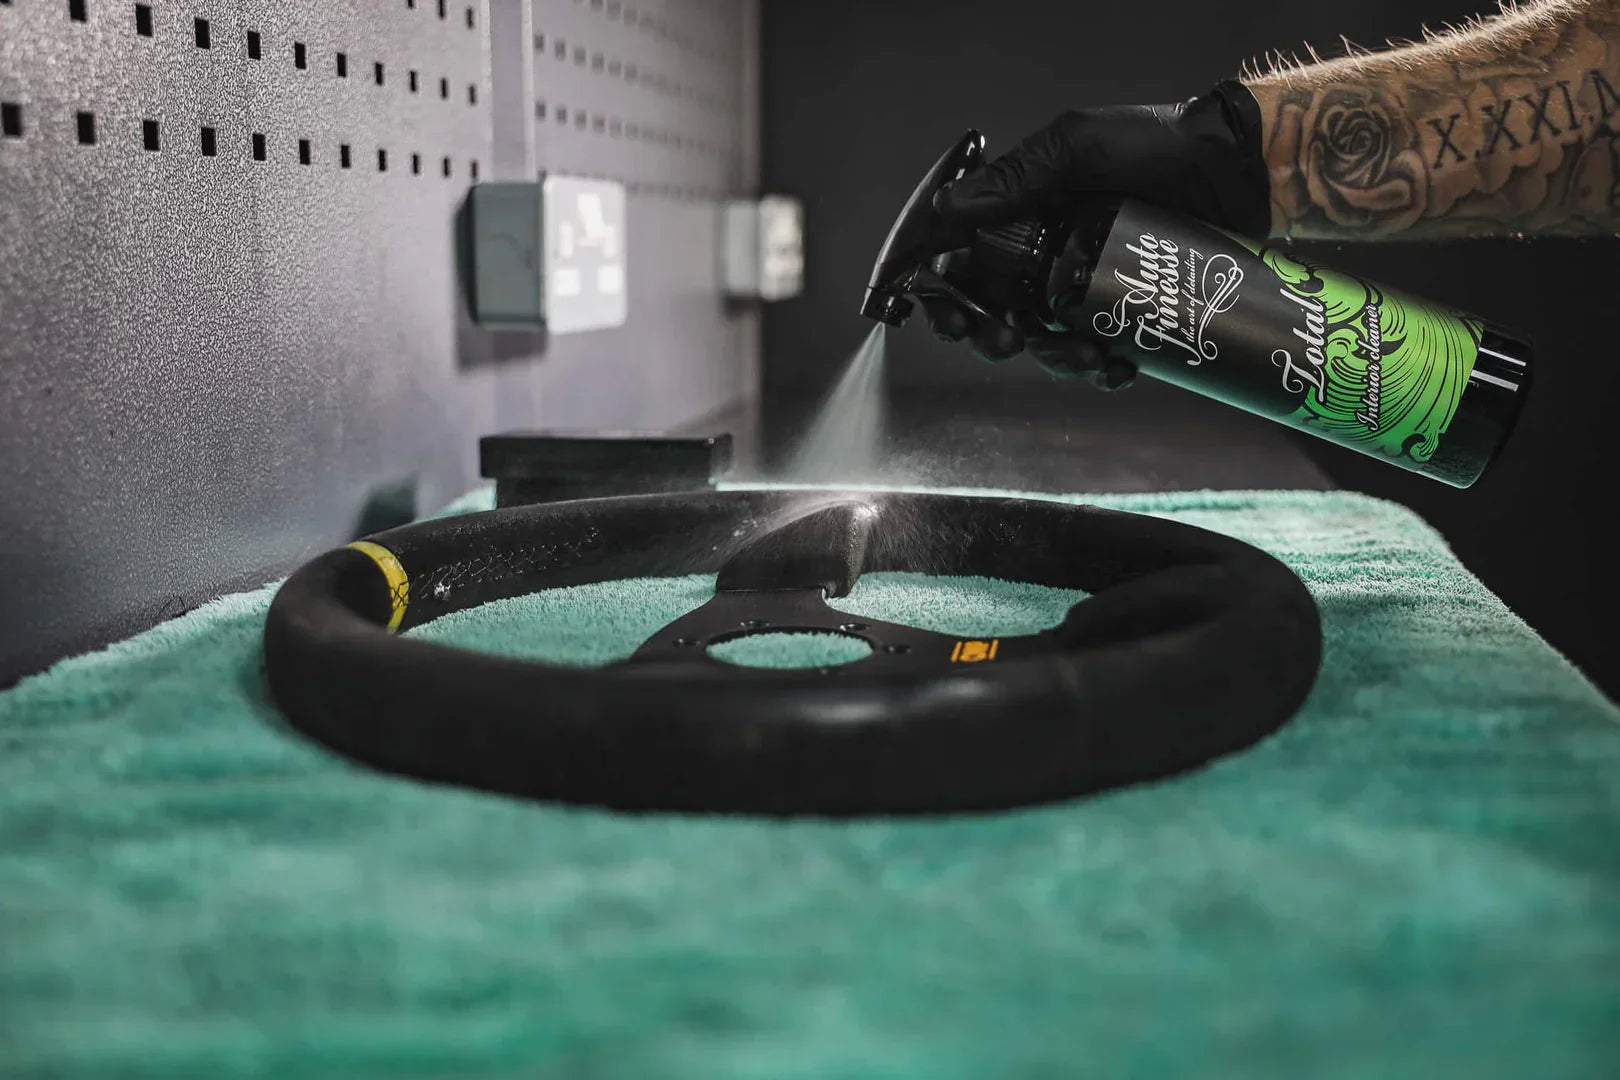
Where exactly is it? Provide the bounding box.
[0,0,759,685]
[759,0,1620,698]
[485,0,760,428]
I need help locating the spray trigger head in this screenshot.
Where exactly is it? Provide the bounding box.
[860,130,986,327]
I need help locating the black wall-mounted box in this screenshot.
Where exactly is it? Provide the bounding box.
[479,432,735,507]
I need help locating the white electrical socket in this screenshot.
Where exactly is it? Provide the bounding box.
[723,196,804,301]
[466,176,628,334]
[542,175,628,334]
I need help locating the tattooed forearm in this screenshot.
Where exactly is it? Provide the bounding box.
[1244,0,1620,238]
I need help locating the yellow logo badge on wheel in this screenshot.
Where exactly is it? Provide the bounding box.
[951,639,999,663]
[346,540,410,632]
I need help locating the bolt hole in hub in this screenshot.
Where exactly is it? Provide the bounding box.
[707,630,873,670]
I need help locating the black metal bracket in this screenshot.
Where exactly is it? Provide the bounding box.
[479,431,733,508]
[626,501,1060,674]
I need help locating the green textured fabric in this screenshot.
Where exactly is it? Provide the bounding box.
[708,633,874,670]
[3,485,1618,1080]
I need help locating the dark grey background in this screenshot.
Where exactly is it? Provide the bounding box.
[0,0,759,686]
[759,0,1619,698]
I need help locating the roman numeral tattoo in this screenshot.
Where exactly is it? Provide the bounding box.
[1519,84,1565,142]
[1595,70,1620,119]
[1248,1,1620,238]
[1482,100,1525,154]
[1429,114,1467,166]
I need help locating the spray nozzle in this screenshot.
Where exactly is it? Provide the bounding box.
[861,130,1071,336]
[860,130,988,327]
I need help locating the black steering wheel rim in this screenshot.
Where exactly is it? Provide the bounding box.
[263,489,1322,815]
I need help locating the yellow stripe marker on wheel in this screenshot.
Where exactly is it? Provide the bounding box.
[346,541,410,633]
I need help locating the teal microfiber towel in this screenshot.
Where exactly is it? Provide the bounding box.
[2,486,1618,1080]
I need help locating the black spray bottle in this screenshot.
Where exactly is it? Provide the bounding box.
[860,130,1532,488]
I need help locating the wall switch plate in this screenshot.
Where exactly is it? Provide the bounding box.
[723,196,803,301]
[467,176,628,333]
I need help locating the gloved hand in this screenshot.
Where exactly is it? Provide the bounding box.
[924,79,1270,389]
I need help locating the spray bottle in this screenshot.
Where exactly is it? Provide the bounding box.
[860,130,1531,488]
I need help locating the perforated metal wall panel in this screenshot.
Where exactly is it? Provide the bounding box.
[479,0,760,429]
[530,0,747,199]
[0,0,759,684]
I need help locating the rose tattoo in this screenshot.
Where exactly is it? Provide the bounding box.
[1284,86,1429,233]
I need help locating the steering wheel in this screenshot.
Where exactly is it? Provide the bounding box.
[263,490,1321,815]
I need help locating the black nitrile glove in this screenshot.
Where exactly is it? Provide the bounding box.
[924,80,1270,388]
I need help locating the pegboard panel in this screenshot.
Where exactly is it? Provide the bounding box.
[530,0,747,199]
[0,0,761,684]
[1,2,489,180]
[472,0,760,435]
[0,0,501,682]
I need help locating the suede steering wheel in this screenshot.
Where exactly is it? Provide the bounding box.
[262,490,1321,815]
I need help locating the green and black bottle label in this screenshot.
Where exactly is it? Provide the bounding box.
[1074,200,1485,472]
